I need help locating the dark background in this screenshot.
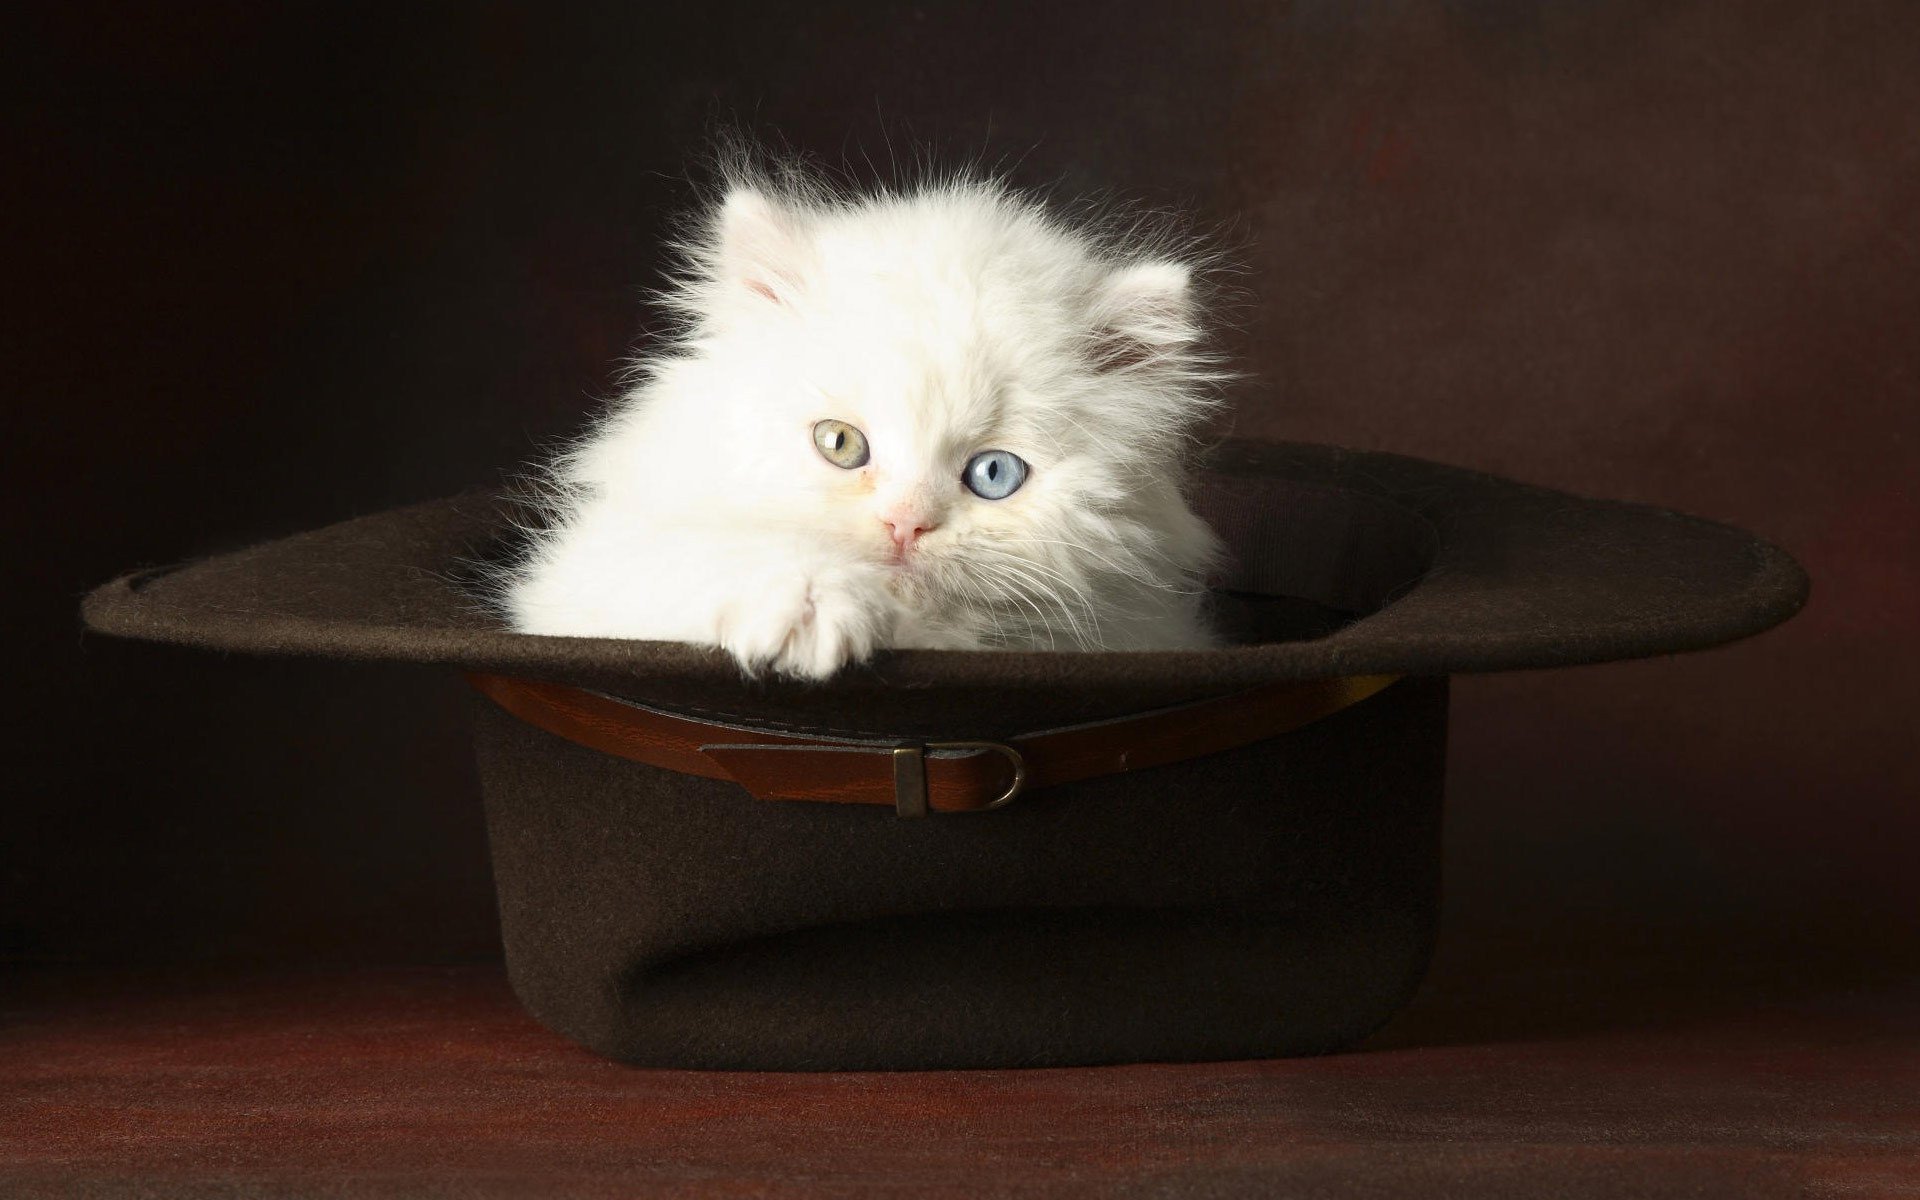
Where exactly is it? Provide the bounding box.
[8,2,1917,991]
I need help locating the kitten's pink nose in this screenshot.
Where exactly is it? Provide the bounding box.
[881,510,937,553]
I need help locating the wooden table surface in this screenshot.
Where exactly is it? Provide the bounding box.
[5,939,1917,1199]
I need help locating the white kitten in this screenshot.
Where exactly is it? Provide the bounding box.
[504,170,1226,679]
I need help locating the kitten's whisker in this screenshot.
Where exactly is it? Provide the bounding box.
[979,554,1104,650]
[971,562,1065,644]
[948,568,1041,648]
[997,536,1206,596]
[975,544,1175,629]
[976,570,1059,649]
[976,548,1101,617]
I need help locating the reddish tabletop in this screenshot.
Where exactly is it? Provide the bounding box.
[4,938,1917,1199]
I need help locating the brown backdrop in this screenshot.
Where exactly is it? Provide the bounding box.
[9,2,1917,982]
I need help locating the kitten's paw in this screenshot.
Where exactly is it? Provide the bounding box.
[716,570,894,680]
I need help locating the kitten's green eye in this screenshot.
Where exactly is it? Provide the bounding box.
[812,419,870,469]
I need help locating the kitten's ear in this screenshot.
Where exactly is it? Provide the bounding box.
[714,187,806,305]
[1091,261,1197,372]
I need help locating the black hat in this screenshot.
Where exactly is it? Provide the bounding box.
[82,440,1806,1070]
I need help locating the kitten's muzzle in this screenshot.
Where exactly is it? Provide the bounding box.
[880,509,937,554]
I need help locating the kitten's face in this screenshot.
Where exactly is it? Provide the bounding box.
[679,185,1217,643]
[787,331,1073,605]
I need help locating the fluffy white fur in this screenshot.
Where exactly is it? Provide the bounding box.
[504,171,1225,679]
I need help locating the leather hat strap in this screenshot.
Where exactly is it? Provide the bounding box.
[467,671,1401,817]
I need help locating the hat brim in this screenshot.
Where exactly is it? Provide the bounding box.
[81,441,1807,695]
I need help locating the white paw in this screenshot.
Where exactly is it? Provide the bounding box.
[715,569,893,680]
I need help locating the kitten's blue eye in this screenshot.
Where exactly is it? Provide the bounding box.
[964,449,1028,500]
[812,419,869,469]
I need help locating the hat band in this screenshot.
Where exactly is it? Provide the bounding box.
[468,671,1401,817]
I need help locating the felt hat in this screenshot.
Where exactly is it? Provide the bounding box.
[82,440,1806,1070]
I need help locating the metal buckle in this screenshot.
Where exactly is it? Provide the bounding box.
[891,741,1027,818]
